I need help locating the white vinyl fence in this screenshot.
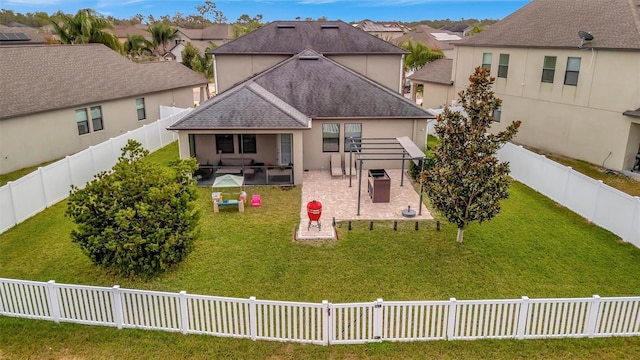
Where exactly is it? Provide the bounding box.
[0,107,192,235]
[2,278,640,345]
[497,143,640,247]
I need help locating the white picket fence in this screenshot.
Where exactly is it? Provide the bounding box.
[1,278,639,345]
[497,143,640,247]
[0,106,192,235]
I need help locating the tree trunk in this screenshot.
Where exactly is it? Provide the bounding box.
[457,227,464,244]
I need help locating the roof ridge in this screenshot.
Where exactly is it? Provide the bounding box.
[246,82,310,127]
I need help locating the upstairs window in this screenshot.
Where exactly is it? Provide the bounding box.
[322,123,340,152]
[492,108,502,123]
[564,57,581,86]
[541,56,556,83]
[215,134,234,154]
[344,123,362,152]
[136,98,146,120]
[90,106,103,132]
[497,54,509,78]
[75,109,89,135]
[482,53,492,70]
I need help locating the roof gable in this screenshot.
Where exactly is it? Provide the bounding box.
[210,20,405,55]
[0,44,208,120]
[457,0,640,50]
[408,58,454,85]
[170,49,429,130]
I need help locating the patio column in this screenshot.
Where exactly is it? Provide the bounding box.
[292,131,304,185]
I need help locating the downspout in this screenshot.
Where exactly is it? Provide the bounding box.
[213,54,219,95]
[399,54,405,94]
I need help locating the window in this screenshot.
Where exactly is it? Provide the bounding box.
[541,56,556,83]
[75,109,89,135]
[322,123,340,152]
[90,106,103,132]
[136,98,146,120]
[215,134,234,154]
[564,57,581,86]
[344,123,362,152]
[239,134,257,154]
[482,53,492,70]
[497,54,509,78]
[492,108,502,123]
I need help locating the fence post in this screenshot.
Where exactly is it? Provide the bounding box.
[627,197,640,245]
[111,285,123,329]
[446,298,457,340]
[89,146,96,176]
[249,296,257,341]
[179,291,189,334]
[46,280,60,323]
[561,166,573,206]
[586,295,602,337]
[373,298,383,341]
[322,300,331,346]
[516,296,530,340]
[6,181,18,226]
[38,167,48,207]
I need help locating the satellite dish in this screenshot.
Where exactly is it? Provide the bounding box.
[578,30,594,48]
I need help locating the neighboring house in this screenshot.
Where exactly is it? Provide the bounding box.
[170,25,233,62]
[0,24,46,46]
[353,20,407,40]
[440,23,474,38]
[0,44,208,174]
[407,58,455,109]
[391,25,462,58]
[171,21,432,185]
[111,24,152,43]
[451,0,640,172]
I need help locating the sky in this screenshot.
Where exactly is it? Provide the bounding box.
[2,0,531,23]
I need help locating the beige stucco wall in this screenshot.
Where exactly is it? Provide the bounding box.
[411,81,456,109]
[175,129,305,185]
[328,54,403,92]
[0,87,198,174]
[213,54,290,94]
[302,119,428,171]
[452,46,640,171]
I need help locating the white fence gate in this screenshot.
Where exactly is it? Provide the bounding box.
[2,278,640,345]
[498,143,640,247]
[0,107,192,234]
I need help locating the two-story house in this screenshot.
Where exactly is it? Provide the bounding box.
[168,21,433,185]
[451,0,640,172]
[0,44,208,174]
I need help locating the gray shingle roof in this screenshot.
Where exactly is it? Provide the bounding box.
[0,24,46,45]
[391,25,460,50]
[210,21,405,55]
[0,44,208,120]
[407,58,454,85]
[169,49,430,130]
[457,0,640,50]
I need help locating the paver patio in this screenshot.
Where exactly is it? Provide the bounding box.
[296,169,433,239]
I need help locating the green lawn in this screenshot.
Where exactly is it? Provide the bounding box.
[2,142,640,358]
[0,159,60,187]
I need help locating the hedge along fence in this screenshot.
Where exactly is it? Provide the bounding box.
[2,278,640,345]
[0,107,192,234]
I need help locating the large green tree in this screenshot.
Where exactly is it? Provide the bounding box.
[401,40,445,72]
[422,67,521,244]
[232,14,263,38]
[148,22,178,57]
[50,9,121,53]
[66,140,200,278]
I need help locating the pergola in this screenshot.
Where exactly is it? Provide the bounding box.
[346,136,427,216]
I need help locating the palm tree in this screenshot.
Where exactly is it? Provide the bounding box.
[401,40,445,95]
[50,9,121,53]
[148,23,178,58]
[123,34,153,60]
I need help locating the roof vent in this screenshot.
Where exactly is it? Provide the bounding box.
[321,24,339,29]
[277,24,295,29]
[299,55,319,60]
[578,30,594,48]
